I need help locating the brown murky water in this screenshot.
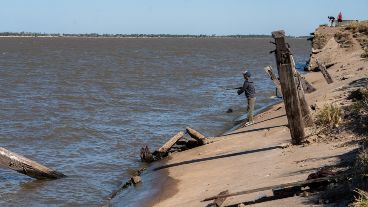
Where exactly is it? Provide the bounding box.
[0,37,310,206]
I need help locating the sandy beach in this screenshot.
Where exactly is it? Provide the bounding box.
[146,25,368,207]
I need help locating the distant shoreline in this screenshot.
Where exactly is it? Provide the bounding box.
[0,33,310,39]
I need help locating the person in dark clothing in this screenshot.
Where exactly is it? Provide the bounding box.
[328,16,335,27]
[237,70,256,126]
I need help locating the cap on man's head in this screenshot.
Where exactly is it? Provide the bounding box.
[242,70,251,77]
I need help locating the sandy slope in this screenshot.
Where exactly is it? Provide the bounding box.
[150,26,368,207]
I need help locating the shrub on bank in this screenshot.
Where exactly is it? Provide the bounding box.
[349,88,368,206]
[362,49,368,59]
[345,88,368,135]
[353,189,368,207]
[345,22,368,34]
[316,104,342,130]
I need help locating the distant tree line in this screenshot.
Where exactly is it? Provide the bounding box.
[0,32,307,38]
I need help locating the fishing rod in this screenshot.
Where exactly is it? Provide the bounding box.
[225,87,242,91]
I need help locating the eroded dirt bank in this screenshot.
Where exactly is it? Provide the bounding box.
[150,25,368,207]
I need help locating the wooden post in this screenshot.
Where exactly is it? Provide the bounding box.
[297,73,317,94]
[186,127,210,145]
[290,55,316,94]
[157,131,185,155]
[0,147,65,179]
[295,75,314,127]
[290,55,314,127]
[316,59,333,84]
[272,30,305,144]
[264,66,282,96]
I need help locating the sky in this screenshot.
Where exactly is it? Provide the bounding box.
[1,0,367,36]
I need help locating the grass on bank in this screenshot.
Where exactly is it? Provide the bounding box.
[315,103,342,130]
[353,189,368,207]
[345,22,368,34]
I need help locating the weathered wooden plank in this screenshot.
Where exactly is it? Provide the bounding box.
[317,59,334,84]
[264,66,282,96]
[207,190,229,207]
[279,63,306,144]
[272,30,305,144]
[289,55,316,94]
[202,174,345,202]
[186,127,210,145]
[295,75,314,127]
[298,74,317,94]
[157,131,185,154]
[0,147,65,179]
[290,55,314,127]
[272,30,287,74]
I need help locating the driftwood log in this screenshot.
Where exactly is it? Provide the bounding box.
[186,127,210,145]
[272,30,305,144]
[0,147,65,179]
[316,59,334,84]
[156,131,185,157]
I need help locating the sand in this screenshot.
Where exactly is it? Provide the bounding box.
[149,26,368,207]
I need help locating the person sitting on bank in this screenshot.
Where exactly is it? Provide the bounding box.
[237,70,256,126]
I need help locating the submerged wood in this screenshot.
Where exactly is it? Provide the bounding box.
[140,146,155,163]
[0,147,65,179]
[186,127,210,145]
[317,59,334,84]
[202,173,346,202]
[157,131,185,155]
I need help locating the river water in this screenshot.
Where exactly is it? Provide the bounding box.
[0,37,310,206]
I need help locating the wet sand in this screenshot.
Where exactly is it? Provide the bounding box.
[147,26,368,207]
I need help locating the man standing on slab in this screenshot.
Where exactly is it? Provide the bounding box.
[237,70,256,126]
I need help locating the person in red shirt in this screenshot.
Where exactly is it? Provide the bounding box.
[337,12,343,23]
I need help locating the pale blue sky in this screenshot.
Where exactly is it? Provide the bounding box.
[1,0,367,36]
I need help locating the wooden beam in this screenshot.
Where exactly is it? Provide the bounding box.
[202,173,346,202]
[289,55,316,94]
[295,75,314,127]
[316,59,334,84]
[264,66,282,96]
[272,30,287,74]
[157,131,185,155]
[290,55,314,127]
[186,127,210,145]
[207,190,229,207]
[272,30,305,144]
[0,147,65,179]
[297,74,317,94]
